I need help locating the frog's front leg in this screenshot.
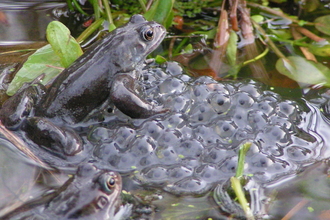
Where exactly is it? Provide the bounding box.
[110,74,169,118]
[0,85,45,129]
[21,117,82,157]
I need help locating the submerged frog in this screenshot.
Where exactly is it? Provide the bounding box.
[1,163,125,220]
[0,15,167,157]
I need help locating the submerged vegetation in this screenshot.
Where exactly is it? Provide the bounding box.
[2,0,330,219]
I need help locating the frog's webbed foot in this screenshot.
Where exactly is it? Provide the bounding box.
[21,117,82,157]
[0,85,45,130]
[110,74,169,118]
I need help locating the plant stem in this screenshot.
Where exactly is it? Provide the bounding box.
[138,0,147,13]
[101,0,115,31]
[247,2,314,26]
[252,21,287,59]
[76,18,105,43]
[231,177,255,220]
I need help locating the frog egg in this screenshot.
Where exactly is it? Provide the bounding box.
[277,101,296,118]
[129,135,155,157]
[252,159,296,183]
[108,153,138,172]
[207,92,231,115]
[156,129,182,147]
[178,74,192,82]
[219,156,238,174]
[202,147,236,164]
[188,104,218,126]
[88,126,113,143]
[232,92,255,109]
[193,76,218,85]
[195,125,222,145]
[140,166,169,184]
[195,164,225,183]
[93,142,118,160]
[246,154,274,171]
[160,113,185,129]
[90,69,325,194]
[238,81,262,98]
[167,165,193,181]
[154,145,179,165]
[165,91,192,113]
[191,84,213,101]
[214,121,236,140]
[175,139,204,159]
[263,125,290,144]
[166,61,183,76]
[247,110,268,131]
[139,154,159,167]
[138,120,164,140]
[159,77,186,95]
[232,107,249,128]
[256,100,275,116]
[113,127,136,150]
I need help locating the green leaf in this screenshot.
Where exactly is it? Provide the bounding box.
[276,56,330,86]
[155,55,167,64]
[251,15,264,23]
[227,30,238,66]
[315,15,330,36]
[46,21,83,68]
[6,45,63,96]
[309,40,330,57]
[269,29,292,40]
[144,0,174,28]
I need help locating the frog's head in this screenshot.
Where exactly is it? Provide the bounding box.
[56,163,122,219]
[109,15,166,72]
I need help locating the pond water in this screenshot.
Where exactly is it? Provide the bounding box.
[1,1,330,219]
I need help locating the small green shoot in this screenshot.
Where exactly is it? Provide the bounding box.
[231,142,254,220]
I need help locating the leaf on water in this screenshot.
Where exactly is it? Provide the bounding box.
[6,45,63,96]
[315,15,330,36]
[46,21,83,68]
[275,56,330,86]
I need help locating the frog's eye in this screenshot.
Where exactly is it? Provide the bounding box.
[143,28,154,41]
[107,177,116,189]
[99,174,116,194]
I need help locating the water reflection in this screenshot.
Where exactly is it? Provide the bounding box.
[0,135,40,215]
[0,1,66,45]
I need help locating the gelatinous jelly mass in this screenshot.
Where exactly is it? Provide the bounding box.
[90,62,327,194]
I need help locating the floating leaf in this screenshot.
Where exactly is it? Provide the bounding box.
[315,15,330,36]
[276,56,330,86]
[46,21,83,68]
[6,45,63,96]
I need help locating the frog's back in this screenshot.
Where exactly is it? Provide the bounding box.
[35,29,127,123]
[35,15,159,123]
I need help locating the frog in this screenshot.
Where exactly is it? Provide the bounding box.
[0,14,167,158]
[1,163,127,220]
